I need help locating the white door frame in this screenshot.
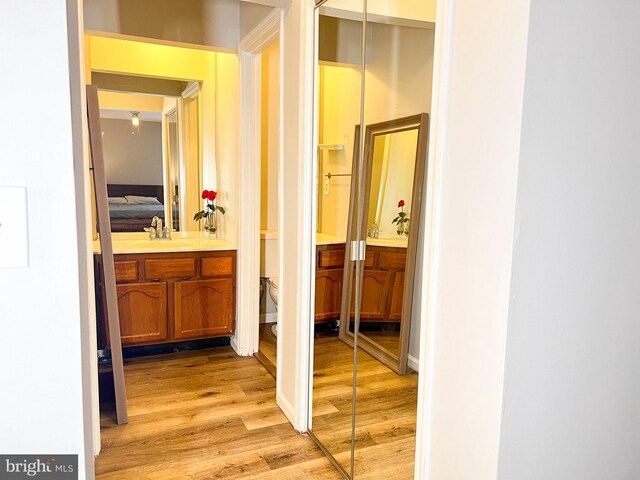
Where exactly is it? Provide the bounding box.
[413,0,455,477]
[233,8,282,357]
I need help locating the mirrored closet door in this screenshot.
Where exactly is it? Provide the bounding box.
[309,0,436,478]
[309,0,365,477]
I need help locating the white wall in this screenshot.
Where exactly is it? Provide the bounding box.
[497,1,640,478]
[0,0,90,476]
[101,118,163,185]
[417,0,531,478]
[278,0,315,429]
[261,41,280,233]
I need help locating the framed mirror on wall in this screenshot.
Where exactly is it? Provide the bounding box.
[340,114,430,375]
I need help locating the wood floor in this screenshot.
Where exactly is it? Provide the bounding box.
[256,323,277,378]
[311,336,418,479]
[96,347,341,479]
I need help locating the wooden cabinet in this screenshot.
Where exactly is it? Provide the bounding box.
[314,243,406,323]
[174,278,234,339]
[315,268,344,322]
[352,270,392,321]
[95,250,236,348]
[315,244,345,323]
[117,282,168,345]
[363,246,406,323]
[346,245,406,323]
[388,271,405,321]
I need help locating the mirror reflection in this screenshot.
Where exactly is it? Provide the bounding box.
[310,0,435,477]
[347,127,419,359]
[94,75,202,234]
[309,1,364,477]
[341,115,428,375]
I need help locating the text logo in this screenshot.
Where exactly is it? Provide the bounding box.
[0,455,77,479]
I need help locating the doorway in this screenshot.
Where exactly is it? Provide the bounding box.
[256,38,281,378]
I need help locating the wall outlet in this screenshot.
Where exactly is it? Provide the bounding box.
[0,186,29,268]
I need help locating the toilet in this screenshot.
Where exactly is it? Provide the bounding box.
[268,277,279,336]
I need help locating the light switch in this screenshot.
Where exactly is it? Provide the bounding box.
[0,186,29,268]
[324,178,330,195]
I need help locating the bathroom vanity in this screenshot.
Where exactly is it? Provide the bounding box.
[94,233,236,348]
[314,234,407,323]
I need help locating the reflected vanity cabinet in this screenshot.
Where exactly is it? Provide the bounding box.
[94,250,236,348]
[352,245,407,322]
[315,243,406,323]
[315,244,346,322]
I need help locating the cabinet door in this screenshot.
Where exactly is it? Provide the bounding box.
[315,268,343,322]
[388,271,405,322]
[117,282,168,345]
[351,270,392,321]
[174,278,235,339]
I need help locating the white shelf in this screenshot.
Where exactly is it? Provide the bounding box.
[318,143,345,151]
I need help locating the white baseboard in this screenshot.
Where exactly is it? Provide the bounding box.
[230,335,240,355]
[260,312,278,324]
[276,391,297,428]
[408,354,420,372]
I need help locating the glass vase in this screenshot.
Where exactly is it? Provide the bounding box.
[396,223,404,236]
[204,211,217,236]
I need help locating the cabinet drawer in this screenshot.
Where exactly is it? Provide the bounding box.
[201,256,234,277]
[318,249,345,268]
[114,261,138,282]
[145,258,196,280]
[378,251,406,270]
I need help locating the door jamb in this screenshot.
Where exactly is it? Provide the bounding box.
[414,0,456,478]
[234,8,282,359]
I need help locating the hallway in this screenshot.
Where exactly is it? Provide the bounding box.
[96,347,340,479]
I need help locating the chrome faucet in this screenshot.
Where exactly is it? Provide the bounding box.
[148,216,171,240]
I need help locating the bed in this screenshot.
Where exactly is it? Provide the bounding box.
[107,184,165,232]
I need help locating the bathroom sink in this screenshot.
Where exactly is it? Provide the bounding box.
[110,240,196,253]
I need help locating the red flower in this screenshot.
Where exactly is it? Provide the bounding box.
[202,190,209,199]
[207,190,217,202]
[398,200,405,208]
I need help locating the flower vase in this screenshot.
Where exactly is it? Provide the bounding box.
[404,222,409,236]
[397,223,404,236]
[205,211,217,236]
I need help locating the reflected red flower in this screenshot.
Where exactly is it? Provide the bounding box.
[208,190,217,202]
[202,190,209,199]
[398,200,405,208]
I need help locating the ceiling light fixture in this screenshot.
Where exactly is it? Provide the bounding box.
[131,111,140,135]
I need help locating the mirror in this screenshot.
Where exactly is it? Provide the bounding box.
[309,1,365,477]
[164,109,180,231]
[91,74,202,234]
[340,114,429,374]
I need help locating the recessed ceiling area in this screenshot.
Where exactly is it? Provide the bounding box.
[99,109,162,122]
[92,72,188,96]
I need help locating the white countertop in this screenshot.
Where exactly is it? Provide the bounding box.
[316,232,346,245]
[93,231,236,254]
[315,232,407,248]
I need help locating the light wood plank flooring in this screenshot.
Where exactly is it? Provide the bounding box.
[255,323,277,378]
[311,336,418,479]
[96,347,341,479]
